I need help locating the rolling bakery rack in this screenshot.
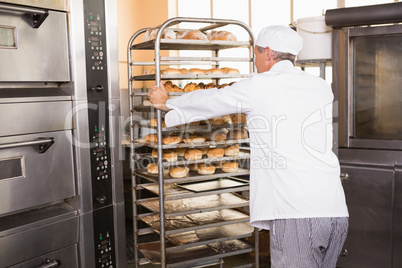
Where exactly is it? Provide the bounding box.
[127,17,258,268]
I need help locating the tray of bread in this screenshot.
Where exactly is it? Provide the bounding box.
[131,28,250,51]
[133,68,247,81]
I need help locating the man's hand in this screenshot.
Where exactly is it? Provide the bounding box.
[147,81,170,111]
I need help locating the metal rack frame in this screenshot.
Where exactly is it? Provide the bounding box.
[128,17,258,268]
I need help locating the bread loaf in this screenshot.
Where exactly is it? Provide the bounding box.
[177,30,207,40]
[224,144,240,156]
[152,149,178,162]
[169,166,189,178]
[184,149,203,160]
[162,135,182,145]
[222,161,239,173]
[143,133,157,142]
[207,148,225,158]
[231,113,247,124]
[197,163,216,175]
[207,31,237,41]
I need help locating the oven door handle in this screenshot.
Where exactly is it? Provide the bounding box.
[0,137,54,154]
[36,259,61,268]
[0,3,49,28]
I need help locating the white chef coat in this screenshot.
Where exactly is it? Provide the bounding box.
[165,60,349,230]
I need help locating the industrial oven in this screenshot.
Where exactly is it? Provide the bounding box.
[326,2,402,268]
[0,0,126,267]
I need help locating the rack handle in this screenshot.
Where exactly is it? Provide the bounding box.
[0,3,48,28]
[0,137,54,154]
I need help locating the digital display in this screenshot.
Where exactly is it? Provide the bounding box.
[91,21,98,26]
[97,152,103,157]
[91,26,98,32]
[92,41,98,47]
[92,36,99,41]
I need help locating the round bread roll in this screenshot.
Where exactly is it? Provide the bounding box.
[188,121,201,126]
[184,149,203,160]
[197,163,216,175]
[162,135,182,145]
[210,115,232,125]
[209,129,228,142]
[176,147,187,157]
[207,148,225,158]
[225,144,240,156]
[189,68,206,75]
[184,82,201,92]
[147,163,158,174]
[207,31,237,41]
[144,28,176,41]
[143,99,152,106]
[169,166,189,178]
[152,149,178,162]
[150,117,167,127]
[231,129,249,140]
[143,133,157,142]
[232,113,247,124]
[204,82,216,89]
[205,68,223,75]
[183,134,206,144]
[163,68,181,75]
[177,30,207,40]
[222,161,239,173]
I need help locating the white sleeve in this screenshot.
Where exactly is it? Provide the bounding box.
[165,79,252,127]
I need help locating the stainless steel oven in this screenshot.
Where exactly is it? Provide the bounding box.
[0,1,125,267]
[326,3,402,268]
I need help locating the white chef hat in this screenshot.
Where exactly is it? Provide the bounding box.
[255,25,303,56]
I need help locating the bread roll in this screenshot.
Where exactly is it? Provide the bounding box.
[184,149,203,160]
[231,129,249,140]
[183,134,206,144]
[222,161,239,173]
[177,30,207,40]
[226,68,240,75]
[207,31,237,41]
[209,129,228,142]
[210,115,232,125]
[150,117,166,127]
[162,135,182,145]
[205,68,223,75]
[231,113,247,124]
[147,163,159,174]
[143,133,157,142]
[180,68,189,74]
[183,82,201,92]
[163,68,181,75]
[189,68,205,75]
[169,166,189,178]
[143,28,176,41]
[204,83,216,89]
[197,163,216,175]
[225,144,240,156]
[207,148,225,158]
[152,149,178,162]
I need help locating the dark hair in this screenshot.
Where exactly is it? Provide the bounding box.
[256,45,296,65]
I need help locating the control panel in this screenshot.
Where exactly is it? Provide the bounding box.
[83,0,116,267]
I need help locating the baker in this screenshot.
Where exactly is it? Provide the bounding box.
[148,25,349,268]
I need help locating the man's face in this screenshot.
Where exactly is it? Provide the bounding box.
[254,45,266,73]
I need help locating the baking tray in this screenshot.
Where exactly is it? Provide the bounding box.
[176,177,249,192]
[138,239,253,266]
[130,39,251,51]
[134,168,250,184]
[139,208,250,233]
[167,222,254,246]
[138,193,248,215]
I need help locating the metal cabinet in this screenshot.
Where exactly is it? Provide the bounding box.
[337,149,402,268]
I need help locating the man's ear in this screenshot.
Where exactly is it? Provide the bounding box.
[265,47,271,62]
